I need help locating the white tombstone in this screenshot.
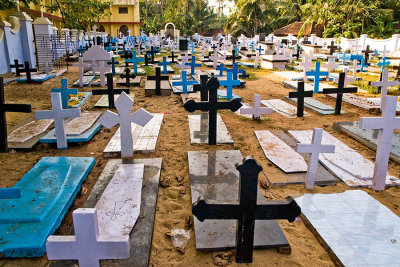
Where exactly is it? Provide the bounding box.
[35,93,81,149]
[296,128,335,189]
[46,208,130,267]
[360,96,400,191]
[73,58,90,87]
[371,68,399,109]
[240,94,273,119]
[98,92,153,158]
[251,52,263,68]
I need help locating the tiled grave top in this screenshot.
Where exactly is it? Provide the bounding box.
[296,190,400,266]
[188,114,234,144]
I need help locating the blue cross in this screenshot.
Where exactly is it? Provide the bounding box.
[105,43,115,52]
[227,63,244,80]
[216,63,227,77]
[360,58,368,72]
[233,45,239,54]
[306,62,329,93]
[51,79,78,109]
[378,57,390,72]
[172,71,197,94]
[219,72,241,100]
[249,41,255,51]
[185,56,201,76]
[158,56,172,74]
[375,49,379,57]
[189,42,196,54]
[107,57,120,75]
[125,50,144,75]
[340,51,347,65]
[256,45,264,54]
[79,45,84,57]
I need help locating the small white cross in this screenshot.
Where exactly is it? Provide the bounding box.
[360,96,400,191]
[348,60,361,79]
[72,58,90,87]
[92,25,98,46]
[371,68,399,108]
[127,29,131,36]
[42,62,53,75]
[180,51,190,66]
[322,56,339,81]
[251,52,263,68]
[381,45,389,57]
[296,128,335,189]
[210,53,223,69]
[334,68,355,87]
[352,41,361,54]
[118,31,123,39]
[35,93,81,149]
[98,92,153,158]
[299,55,313,78]
[240,94,273,119]
[46,208,129,267]
[95,61,111,87]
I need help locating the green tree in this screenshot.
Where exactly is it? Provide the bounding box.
[0,0,38,10]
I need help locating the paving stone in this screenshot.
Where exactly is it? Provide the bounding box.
[188,114,233,144]
[261,99,309,118]
[94,94,135,108]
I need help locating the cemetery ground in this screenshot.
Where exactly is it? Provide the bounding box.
[0,62,400,267]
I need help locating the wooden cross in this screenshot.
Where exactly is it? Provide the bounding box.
[323,72,358,115]
[378,57,390,72]
[120,68,136,87]
[148,67,169,95]
[193,75,209,101]
[328,41,337,55]
[240,94,273,119]
[0,77,31,152]
[146,46,158,64]
[322,57,339,80]
[227,63,244,80]
[231,49,240,64]
[370,68,399,109]
[51,79,78,109]
[107,58,119,76]
[183,77,242,145]
[362,45,374,65]
[192,157,301,263]
[171,71,197,94]
[10,59,24,76]
[168,51,177,63]
[158,56,172,74]
[185,56,201,76]
[289,81,313,117]
[219,72,240,100]
[144,54,150,66]
[96,61,111,87]
[21,61,37,83]
[306,62,329,93]
[126,50,144,75]
[251,52,263,68]
[216,63,227,77]
[299,55,313,79]
[72,58,90,87]
[92,73,130,109]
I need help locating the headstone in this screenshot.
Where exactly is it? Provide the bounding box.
[92,73,130,109]
[188,114,233,144]
[51,79,78,109]
[288,82,313,117]
[370,68,399,110]
[8,119,53,144]
[240,94,273,119]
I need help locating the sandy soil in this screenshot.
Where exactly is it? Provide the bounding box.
[0,62,399,267]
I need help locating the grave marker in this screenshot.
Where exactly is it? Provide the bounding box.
[210,53,223,69]
[10,59,24,76]
[185,56,201,76]
[378,57,390,72]
[92,73,130,109]
[146,46,158,64]
[362,45,374,65]
[171,71,197,94]
[148,67,169,95]
[51,79,78,109]
[73,58,90,87]
[306,62,328,93]
[193,75,209,101]
[120,68,136,87]
[370,68,399,110]
[127,50,144,75]
[21,61,37,83]
[288,81,313,117]
[168,51,177,63]
[227,63,244,80]
[158,56,172,74]
[328,41,337,55]
[219,72,240,100]
[216,63,227,77]
[251,52,262,68]
[240,94,273,119]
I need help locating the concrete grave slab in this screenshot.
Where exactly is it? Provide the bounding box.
[262,99,309,118]
[217,90,242,101]
[0,157,95,257]
[145,80,171,96]
[94,94,134,108]
[91,77,117,87]
[65,112,102,136]
[296,190,400,266]
[103,114,164,157]
[69,92,92,108]
[188,114,234,144]
[274,71,303,81]
[367,98,400,113]
[8,119,53,143]
[16,74,56,83]
[73,76,95,87]
[116,76,142,87]
[285,96,339,115]
[283,80,315,92]
[188,150,290,250]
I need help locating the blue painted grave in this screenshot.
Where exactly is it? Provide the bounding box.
[219,72,241,100]
[185,56,201,76]
[126,50,144,75]
[378,57,390,72]
[216,63,228,77]
[158,56,172,74]
[17,74,56,83]
[217,90,242,101]
[306,62,329,93]
[40,122,101,144]
[51,79,78,109]
[227,63,245,80]
[171,71,197,94]
[107,58,119,75]
[0,157,95,257]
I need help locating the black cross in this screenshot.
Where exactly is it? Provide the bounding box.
[211,44,217,52]
[168,51,177,63]
[147,46,158,64]
[147,67,169,95]
[184,77,242,145]
[192,156,301,263]
[144,54,150,66]
[120,68,136,87]
[323,72,358,115]
[362,45,374,65]
[0,77,31,152]
[92,73,130,109]
[10,60,24,76]
[239,70,249,79]
[294,47,300,60]
[193,75,209,101]
[328,41,338,55]
[21,62,37,83]
[231,49,238,64]
[289,82,313,117]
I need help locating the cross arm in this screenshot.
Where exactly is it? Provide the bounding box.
[216,99,243,112]
[4,103,31,113]
[192,197,241,221]
[98,111,120,129]
[130,108,153,127]
[184,100,210,112]
[254,197,301,222]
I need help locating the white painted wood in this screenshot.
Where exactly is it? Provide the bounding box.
[46,208,130,267]
[322,56,339,80]
[251,52,263,68]
[210,53,224,69]
[8,119,53,143]
[360,96,400,190]
[95,61,111,87]
[72,58,90,87]
[240,94,273,119]
[65,112,101,136]
[94,94,134,108]
[371,68,399,110]
[348,60,361,79]
[261,99,309,118]
[299,55,312,79]
[333,68,356,87]
[255,130,308,173]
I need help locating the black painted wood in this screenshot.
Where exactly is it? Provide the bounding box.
[168,51,177,63]
[193,75,209,101]
[288,81,313,117]
[120,68,136,87]
[147,67,169,95]
[328,41,338,55]
[362,45,374,65]
[21,61,37,83]
[10,59,24,76]
[92,74,130,109]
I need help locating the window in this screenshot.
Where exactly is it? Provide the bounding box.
[119,25,129,36]
[119,7,128,14]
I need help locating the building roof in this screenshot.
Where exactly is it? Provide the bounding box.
[272,21,323,37]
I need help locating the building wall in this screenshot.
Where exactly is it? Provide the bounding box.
[98,2,141,36]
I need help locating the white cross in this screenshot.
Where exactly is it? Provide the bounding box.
[240,94,273,119]
[251,52,263,68]
[42,62,53,74]
[46,208,129,267]
[180,51,190,66]
[296,128,335,189]
[352,41,361,54]
[348,60,361,79]
[96,61,111,87]
[98,92,153,158]
[35,93,81,149]
[360,96,400,191]
[73,58,90,87]
[371,68,399,108]
[381,45,389,57]
[299,55,313,78]
[210,53,223,69]
[222,52,227,64]
[118,31,123,39]
[127,29,131,36]
[92,25,98,46]
[334,68,355,87]
[90,59,98,76]
[322,56,339,80]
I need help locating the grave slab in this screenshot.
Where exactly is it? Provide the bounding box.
[73,76,95,87]
[217,90,242,101]
[116,76,142,87]
[188,114,234,144]
[367,98,400,113]
[145,80,171,96]
[285,96,339,115]
[69,92,92,108]
[333,121,400,164]
[296,190,400,266]
[274,71,303,81]
[91,77,117,87]
[289,130,400,187]
[262,99,309,118]
[8,119,53,143]
[16,74,56,83]
[94,94,135,108]
[50,158,162,267]
[0,157,95,257]
[103,114,163,157]
[283,80,315,92]
[188,150,290,250]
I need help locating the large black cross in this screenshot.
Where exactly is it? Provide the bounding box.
[362,45,374,65]
[193,75,209,101]
[10,59,24,76]
[147,67,169,95]
[184,77,242,145]
[120,68,136,87]
[21,62,37,83]
[0,77,31,152]
[289,81,313,117]
[92,73,130,109]
[144,54,150,66]
[192,157,301,263]
[231,49,239,64]
[323,72,358,115]
[328,41,338,55]
[168,51,177,63]
[147,46,158,64]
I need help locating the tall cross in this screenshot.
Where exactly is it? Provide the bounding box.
[323,72,358,115]
[289,81,313,117]
[92,73,130,109]
[148,67,169,95]
[296,128,335,189]
[328,41,337,55]
[51,79,78,109]
[370,68,399,110]
[231,49,240,64]
[352,41,361,54]
[362,45,374,65]
[171,71,197,94]
[192,157,301,263]
[120,68,136,87]
[185,56,201,76]
[219,72,240,100]
[183,77,242,145]
[193,75,209,101]
[306,62,328,93]
[360,96,400,191]
[240,94,273,119]
[73,58,90,87]
[168,51,177,63]
[21,61,37,83]
[227,63,244,80]
[35,92,80,149]
[92,25,98,46]
[10,59,24,76]
[0,77,31,152]
[46,208,130,267]
[378,57,390,72]
[131,50,145,75]
[98,92,153,157]
[96,61,111,87]
[158,56,172,74]
[107,58,119,76]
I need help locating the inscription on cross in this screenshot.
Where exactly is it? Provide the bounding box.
[289,81,313,117]
[192,157,301,263]
[92,73,130,109]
